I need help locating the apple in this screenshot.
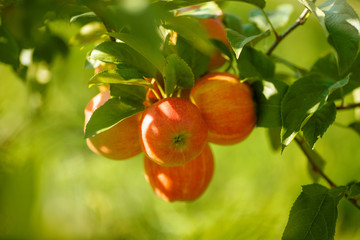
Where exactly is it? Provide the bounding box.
[85,90,142,160]
[144,143,214,202]
[140,97,208,166]
[190,72,257,145]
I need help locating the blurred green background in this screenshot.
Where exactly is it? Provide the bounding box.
[1,0,360,239]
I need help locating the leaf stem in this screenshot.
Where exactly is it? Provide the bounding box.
[266,4,313,56]
[336,102,360,110]
[260,9,279,40]
[295,135,360,210]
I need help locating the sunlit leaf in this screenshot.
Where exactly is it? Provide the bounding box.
[90,41,156,76]
[282,184,346,240]
[84,97,144,138]
[70,12,100,25]
[319,0,360,75]
[176,2,223,19]
[89,68,151,87]
[152,0,266,10]
[300,0,360,75]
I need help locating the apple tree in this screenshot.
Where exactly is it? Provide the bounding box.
[1,0,360,239]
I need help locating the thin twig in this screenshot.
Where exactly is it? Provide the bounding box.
[266,7,312,56]
[295,135,360,210]
[337,103,360,110]
[260,9,279,40]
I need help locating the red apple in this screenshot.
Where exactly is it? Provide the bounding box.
[190,72,256,145]
[144,143,214,202]
[140,97,208,166]
[85,90,142,160]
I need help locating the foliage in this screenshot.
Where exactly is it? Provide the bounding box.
[1,0,360,239]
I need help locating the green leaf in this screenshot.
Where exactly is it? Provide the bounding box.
[176,1,223,19]
[109,33,165,74]
[163,15,214,56]
[84,97,144,138]
[267,127,281,151]
[0,25,20,68]
[242,23,262,37]
[237,46,275,78]
[301,0,360,75]
[281,74,349,149]
[70,12,100,25]
[328,54,360,100]
[310,53,339,79]
[176,36,210,78]
[227,29,270,59]
[319,0,360,75]
[164,54,194,96]
[349,121,360,136]
[89,68,151,87]
[223,12,243,34]
[90,41,156,77]
[302,102,337,149]
[252,78,288,128]
[348,182,360,199]
[152,0,266,10]
[282,184,346,240]
[210,39,234,63]
[249,4,294,31]
[109,84,147,105]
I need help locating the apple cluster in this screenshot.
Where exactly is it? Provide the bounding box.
[85,71,256,202]
[84,5,257,202]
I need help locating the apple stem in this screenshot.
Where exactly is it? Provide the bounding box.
[153,78,167,99]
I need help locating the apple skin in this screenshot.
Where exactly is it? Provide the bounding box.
[144,143,214,202]
[190,72,256,145]
[85,90,142,160]
[140,97,208,166]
